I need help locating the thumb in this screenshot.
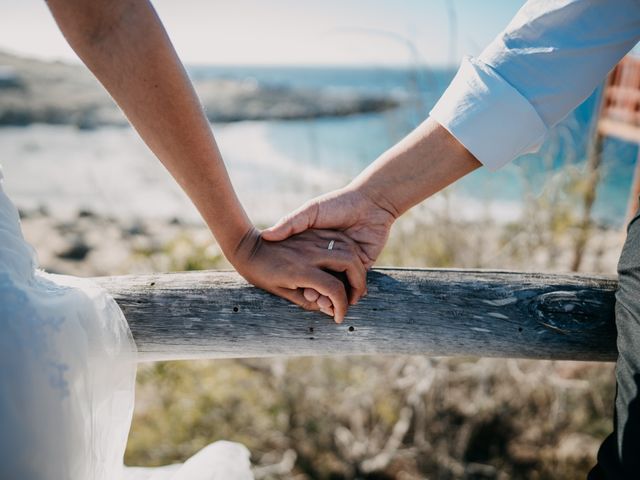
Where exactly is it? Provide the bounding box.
[262,202,318,241]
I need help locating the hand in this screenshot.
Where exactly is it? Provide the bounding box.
[231,227,368,323]
[261,120,481,307]
[263,186,396,268]
[262,185,397,305]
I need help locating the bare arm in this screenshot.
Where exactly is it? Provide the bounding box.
[45,0,366,322]
[46,0,248,255]
[352,118,480,220]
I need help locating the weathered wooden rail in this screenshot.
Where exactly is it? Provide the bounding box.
[93,268,619,363]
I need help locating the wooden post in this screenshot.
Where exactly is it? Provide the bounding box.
[93,268,618,363]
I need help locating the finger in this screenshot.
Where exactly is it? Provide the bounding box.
[314,250,367,306]
[317,295,332,310]
[360,251,373,269]
[303,288,321,302]
[304,289,334,317]
[262,203,319,242]
[301,270,349,324]
[275,287,334,318]
[274,287,320,313]
[341,243,370,270]
[312,232,370,298]
[313,230,368,261]
[316,295,334,317]
[317,296,334,317]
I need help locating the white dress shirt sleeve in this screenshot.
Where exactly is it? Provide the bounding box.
[430,0,640,171]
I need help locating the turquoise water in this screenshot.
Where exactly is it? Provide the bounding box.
[190,65,637,227]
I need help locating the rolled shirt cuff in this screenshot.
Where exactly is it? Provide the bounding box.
[430,56,548,171]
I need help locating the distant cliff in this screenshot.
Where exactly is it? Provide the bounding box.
[0,51,399,129]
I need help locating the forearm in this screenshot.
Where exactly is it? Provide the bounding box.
[350,118,481,218]
[46,0,252,259]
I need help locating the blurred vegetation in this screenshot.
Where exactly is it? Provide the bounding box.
[131,231,230,272]
[127,357,614,480]
[15,138,613,479]
[123,161,623,479]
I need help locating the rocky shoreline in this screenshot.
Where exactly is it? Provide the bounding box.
[0,51,400,129]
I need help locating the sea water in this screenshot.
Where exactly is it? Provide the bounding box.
[0,66,636,227]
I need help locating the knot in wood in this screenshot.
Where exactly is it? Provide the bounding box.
[531,289,610,333]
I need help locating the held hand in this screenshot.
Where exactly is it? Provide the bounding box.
[231,227,367,323]
[262,186,396,308]
[262,186,397,269]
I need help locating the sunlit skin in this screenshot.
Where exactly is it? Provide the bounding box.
[45,0,367,323]
[263,118,482,305]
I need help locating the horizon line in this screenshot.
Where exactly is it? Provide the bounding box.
[0,47,459,71]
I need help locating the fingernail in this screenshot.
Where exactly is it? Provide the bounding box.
[320,307,332,317]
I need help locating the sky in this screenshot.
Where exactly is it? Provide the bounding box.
[0,0,525,67]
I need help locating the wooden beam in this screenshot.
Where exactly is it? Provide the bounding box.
[93,268,618,363]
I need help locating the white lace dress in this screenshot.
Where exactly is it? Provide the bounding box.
[0,168,253,480]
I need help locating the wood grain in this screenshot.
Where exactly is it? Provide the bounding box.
[93,268,618,363]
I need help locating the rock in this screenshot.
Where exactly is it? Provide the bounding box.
[37,204,50,217]
[77,208,96,219]
[124,220,147,236]
[57,240,91,261]
[0,50,400,127]
[0,65,23,89]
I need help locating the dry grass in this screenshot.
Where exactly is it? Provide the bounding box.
[126,356,615,479]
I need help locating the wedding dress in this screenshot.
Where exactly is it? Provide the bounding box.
[0,168,253,480]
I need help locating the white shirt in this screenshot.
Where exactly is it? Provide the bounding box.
[430,0,640,171]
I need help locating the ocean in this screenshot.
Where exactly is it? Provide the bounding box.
[0,65,636,227]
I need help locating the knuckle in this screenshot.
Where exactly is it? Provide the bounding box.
[300,300,315,311]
